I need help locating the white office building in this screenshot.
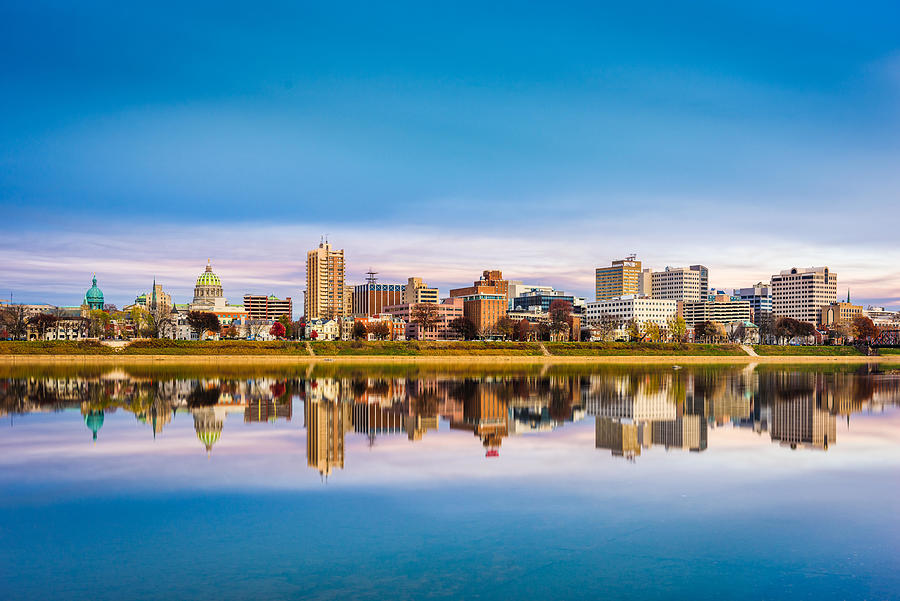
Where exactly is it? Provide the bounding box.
[651,267,702,302]
[584,295,677,327]
[771,267,837,324]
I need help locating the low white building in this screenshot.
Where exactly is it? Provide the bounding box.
[584,295,677,328]
[305,317,354,341]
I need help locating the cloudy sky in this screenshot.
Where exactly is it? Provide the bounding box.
[1,1,898,310]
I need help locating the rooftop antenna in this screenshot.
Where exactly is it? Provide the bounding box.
[366,269,378,286]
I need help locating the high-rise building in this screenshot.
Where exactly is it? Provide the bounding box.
[403,277,439,304]
[353,282,404,316]
[243,294,293,321]
[595,256,642,301]
[689,265,709,298]
[305,241,347,320]
[736,282,772,322]
[305,398,351,476]
[651,267,702,302]
[134,279,172,313]
[771,267,837,324]
[638,269,653,296]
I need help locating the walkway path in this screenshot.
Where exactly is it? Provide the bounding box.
[740,344,758,357]
[539,343,551,356]
[305,341,315,356]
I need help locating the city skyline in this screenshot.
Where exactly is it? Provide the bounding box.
[2,3,899,309]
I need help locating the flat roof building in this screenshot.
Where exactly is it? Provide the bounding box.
[771,267,837,325]
[595,256,642,302]
[243,294,293,321]
[651,267,702,302]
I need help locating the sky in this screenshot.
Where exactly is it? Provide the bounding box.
[1,1,899,310]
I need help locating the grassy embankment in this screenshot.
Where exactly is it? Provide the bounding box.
[752,345,863,356]
[0,340,890,357]
[1,339,743,356]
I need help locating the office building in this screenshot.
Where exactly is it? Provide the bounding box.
[243,294,293,321]
[771,267,838,324]
[353,282,404,316]
[403,277,439,304]
[736,282,772,322]
[512,291,576,313]
[383,298,465,340]
[681,294,752,327]
[450,270,510,334]
[584,295,677,328]
[819,302,863,328]
[305,241,347,320]
[689,265,709,298]
[595,256,642,301]
[651,267,702,302]
[638,269,652,296]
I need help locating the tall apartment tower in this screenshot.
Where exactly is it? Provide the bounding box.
[689,265,709,299]
[305,241,347,320]
[770,267,837,324]
[595,256,642,301]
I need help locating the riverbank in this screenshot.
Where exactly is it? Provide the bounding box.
[2,354,898,365]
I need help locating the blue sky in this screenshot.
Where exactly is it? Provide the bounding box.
[1,1,899,308]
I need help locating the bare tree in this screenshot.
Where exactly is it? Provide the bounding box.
[0,306,27,340]
[411,303,441,338]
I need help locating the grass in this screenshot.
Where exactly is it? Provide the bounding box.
[545,342,746,356]
[0,341,115,355]
[1,339,891,358]
[121,340,311,355]
[877,348,900,355]
[752,345,863,356]
[311,340,544,356]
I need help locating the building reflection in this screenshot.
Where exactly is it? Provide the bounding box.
[2,365,898,469]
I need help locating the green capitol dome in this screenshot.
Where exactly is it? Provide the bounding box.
[84,410,104,442]
[85,275,104,310]
[196,262,222,286]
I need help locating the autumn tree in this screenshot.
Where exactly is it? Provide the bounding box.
[352,321,368,340]
[277,314,293,339]
[269,321,287,339]
[549,300,573,340]
[29,313,57,339]
[370,321,391,340]
[496,316,516,340]
[449,316,477,340]
[187,311,220,339]
[852,315,878,342]
[667,315,687,343]
[513,318,531,342]
[625,319,642,342]
[642,321,662,342]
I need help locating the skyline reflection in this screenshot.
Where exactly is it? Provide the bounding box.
[2,365,898,476]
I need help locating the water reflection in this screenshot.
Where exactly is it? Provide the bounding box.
[2,365,898,474]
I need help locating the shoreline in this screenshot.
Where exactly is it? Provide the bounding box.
[2,354,898,365]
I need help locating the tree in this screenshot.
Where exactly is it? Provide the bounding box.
[187,311,220,339]
[87,309,109,338]
[594,314,618,342]
[247,319,269,340]
[278,314,293,339]
[0,305,27,340]
[852,315,878,342]
[514,318,531,342]
[309,330,319,340]
[625,319,642,342]
[410,303,441,337]
[774,316,803,344]
[549,300,573,340]
[352,321,368,340]
[729,322,747,344]
[29,313,57,339]
[496,316,516,340]
[222,323,239,339]
[129,306,150,338]
[449,316,477,340]
[269,321,287,339]
[371,321,391,340]
[667,315,687,343]
[643,321,662,342]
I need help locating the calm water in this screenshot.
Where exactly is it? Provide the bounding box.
[1,363,899,601]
